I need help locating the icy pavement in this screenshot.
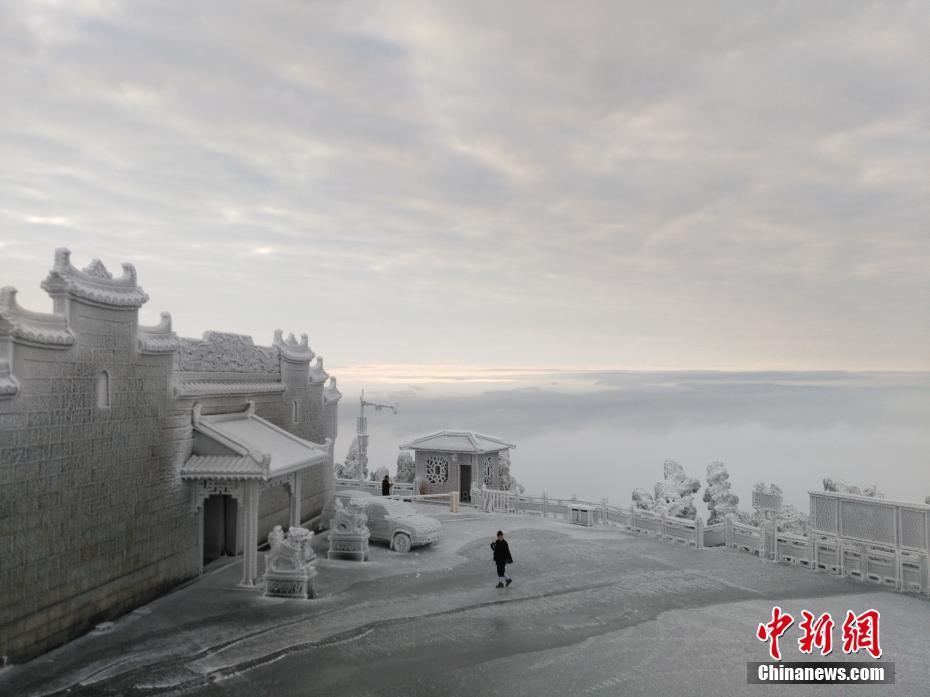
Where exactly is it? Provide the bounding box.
[3,507,928,697]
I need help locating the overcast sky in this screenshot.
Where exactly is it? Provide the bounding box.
[1,1,928,371]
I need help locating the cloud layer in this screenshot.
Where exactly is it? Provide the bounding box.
[2,1,928,369]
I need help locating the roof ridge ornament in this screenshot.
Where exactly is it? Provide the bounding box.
[308,356,329,384]
[83,259,113,280]
[273,328,315,363]
[324,376,342,404]
[138,311,178,355]
[0,286,75,349]
[41,247,149,309]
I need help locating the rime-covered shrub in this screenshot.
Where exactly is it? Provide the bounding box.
[334,437,363,480]
[498,450,524,493]
[632,459,701,520]
[703,460,740,525]
[823,478,884,498]
[395,451,415,483]
[369,465,389,482]
[747,481,810,534]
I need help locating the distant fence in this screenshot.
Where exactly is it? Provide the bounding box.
[470,485,706,548]
[334,477,415,496]
[332,476,929,597]
[333,477,460,510]
[461,483,930,597]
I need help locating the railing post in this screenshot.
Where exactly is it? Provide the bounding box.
[630,506,636,532]
[601,497,609,526]
[542,490,548,519]
[696,516,704,549]
[725,516,732,549]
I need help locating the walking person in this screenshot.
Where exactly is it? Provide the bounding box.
[381,474,391,496]
[490,530,513,588]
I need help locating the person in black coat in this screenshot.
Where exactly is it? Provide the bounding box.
[490,530,513,588]
[381,475,391,496]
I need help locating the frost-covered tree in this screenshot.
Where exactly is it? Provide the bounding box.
[498,450,524,493]
[823,478,884,498]
[744,481,810,534]
[369,465,389,482]
[632,488,655,510]
[632,459,701,519]
[653,459,701,520]
[334,437,363,480]
[703,460,740,525]
[776,504,809,535]
[395,451,415,483]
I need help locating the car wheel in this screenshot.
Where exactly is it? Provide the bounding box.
[392,532,412,553]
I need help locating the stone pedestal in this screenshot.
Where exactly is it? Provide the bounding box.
[263,526,317,599]
[327,499,370,561]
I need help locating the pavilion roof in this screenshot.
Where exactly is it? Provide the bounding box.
[398,430,515,454]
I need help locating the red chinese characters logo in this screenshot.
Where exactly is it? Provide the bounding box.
[798,611,834,656]
[842,609,882,659]
[757,607,881,660]
[757,606,794,660]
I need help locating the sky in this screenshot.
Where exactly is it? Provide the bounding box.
[1,1,929,371]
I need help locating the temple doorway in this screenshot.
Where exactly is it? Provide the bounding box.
[459,464,472,503]
[202,494,238,564]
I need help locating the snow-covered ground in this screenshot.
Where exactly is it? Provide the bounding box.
[3,506,927,697]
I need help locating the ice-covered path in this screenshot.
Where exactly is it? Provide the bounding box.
[3,508,928,697]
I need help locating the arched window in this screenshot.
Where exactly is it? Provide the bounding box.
[292,400,299,423]
[96,370,110,408]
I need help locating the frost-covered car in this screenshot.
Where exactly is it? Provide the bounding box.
[320,490,441,553]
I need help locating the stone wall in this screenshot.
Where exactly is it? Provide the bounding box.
[0,299,198,663]
[0,250,340,664]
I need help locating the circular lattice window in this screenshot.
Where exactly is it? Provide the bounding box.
[425,455,449,484]
[483,456,494,486]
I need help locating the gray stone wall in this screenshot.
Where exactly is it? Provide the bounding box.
[307,381,324,443]
[1,292,338,664]
[0,300,198,663]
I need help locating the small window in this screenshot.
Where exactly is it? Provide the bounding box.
[292,400,299,422]
[96,370,110,408]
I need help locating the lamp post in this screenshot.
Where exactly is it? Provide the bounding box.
[356,389,398,487]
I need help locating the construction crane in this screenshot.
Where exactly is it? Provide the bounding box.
[356,389,398,486]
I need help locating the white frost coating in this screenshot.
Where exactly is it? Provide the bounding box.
[822,477,884,498]
[703,460,740,525]
[647,459,701,520]
[745,481,810,534]
[327,498,370,561]
[395,451,415,483]
[498,449,523,493]
[263,526,317,599]
[632,487,655,511]
[335,437,363,480]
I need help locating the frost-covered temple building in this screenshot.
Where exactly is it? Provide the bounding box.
[399,430,515,501]
[0,249,341,662]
